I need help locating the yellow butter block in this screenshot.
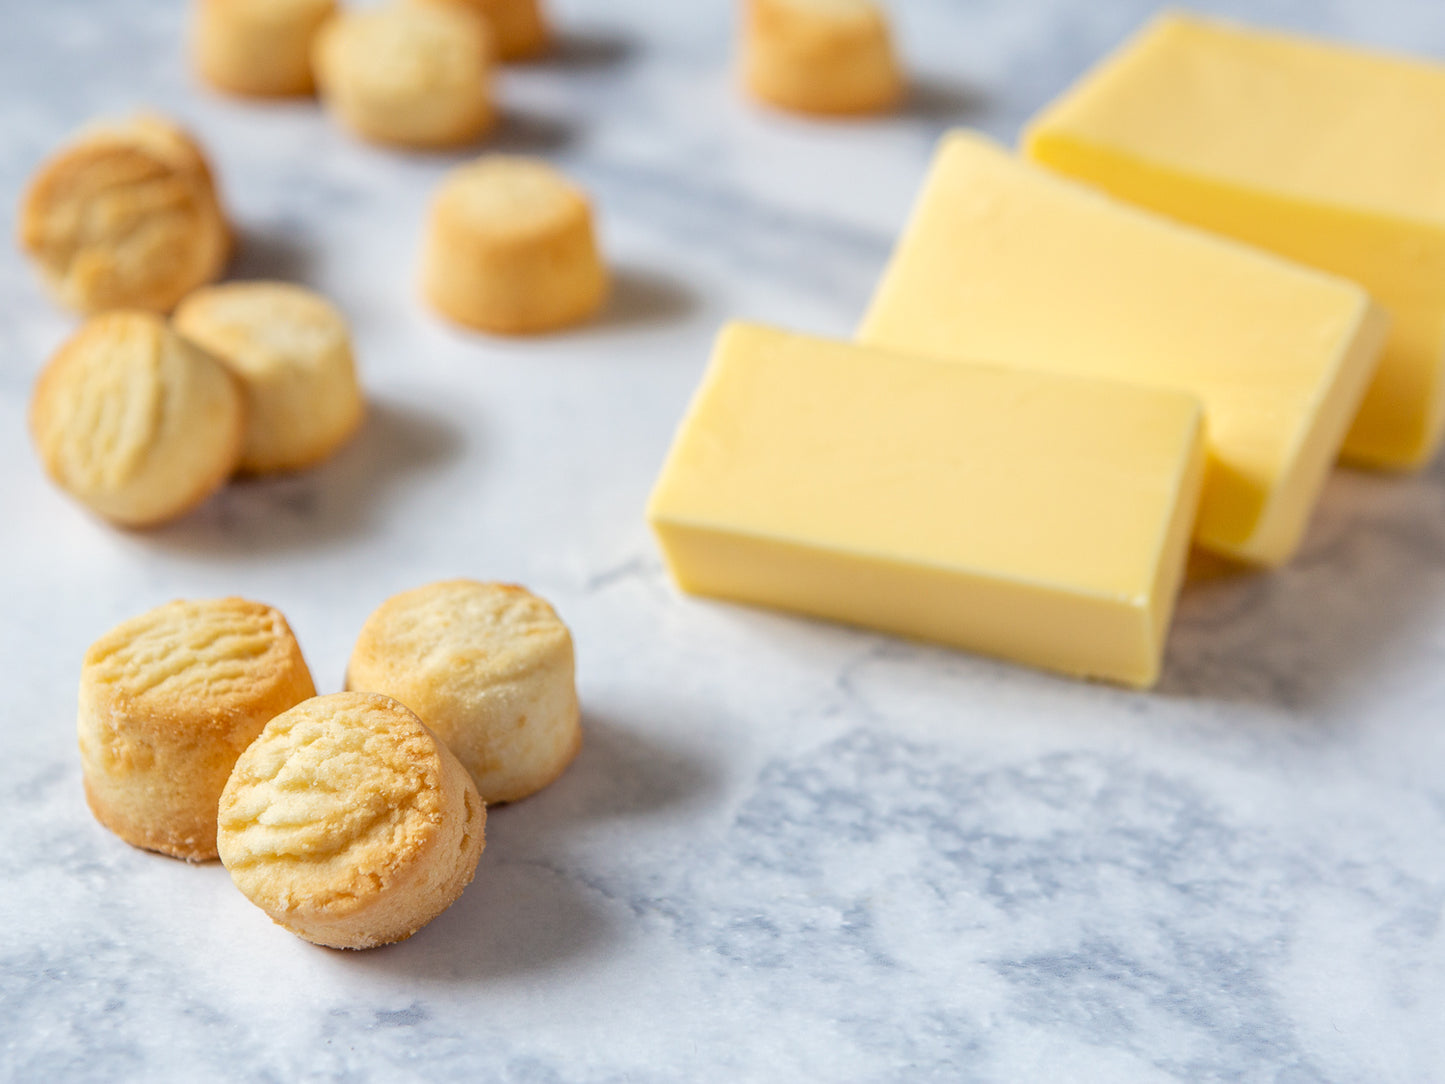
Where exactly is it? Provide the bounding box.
[859,131,1387,567]
[647,322,1206,688]
[1025,13,1445,469]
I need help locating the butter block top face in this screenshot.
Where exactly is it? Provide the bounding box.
[649,323,1203,611]
[1028,13,1445,231]
[1023,13,1445,470]
[859,132,1386,566]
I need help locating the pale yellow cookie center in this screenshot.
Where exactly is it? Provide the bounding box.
[441,162,584,238]
[221,702,439,865]
[85,601,282,702]
[365,584,571,682]
[40,316,166,489]
[339,10,487,97]
[182,290,345,377]
[776,0,878,15]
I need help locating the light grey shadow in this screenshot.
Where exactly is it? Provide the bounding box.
[1155,464,1445,710]
[905,74,990,123]
[540,28,636,71]
[343,713,721,981]
[142,396,468,559]
[225,222,317,284]
[594,265,698,331]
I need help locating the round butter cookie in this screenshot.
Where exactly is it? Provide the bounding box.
[421,157,607,334]
[414,0,549,61]
[174,281,365,474]
[742,0,903,116]
[30,311,245,527]
[18,113,232,313]
[192,0,338,98]
[312,2,496,149]
[346,580,580,803]
[79,597,316,861]
[218,692,486,949]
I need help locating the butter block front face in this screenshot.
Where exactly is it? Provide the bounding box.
[647,323,1206,688]
[859,132,1387,566]
[1024,13,1445,468]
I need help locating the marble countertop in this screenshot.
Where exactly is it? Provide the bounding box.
[3,0,1444,1079]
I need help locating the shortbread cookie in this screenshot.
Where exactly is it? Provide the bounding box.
[193,0,338,97]
[30,312,245,527]
[218,692,486,949]
[346,580,580,803]
[174,282,365,474]
[421,157,607,334]
[79,598,316,861]
[415,0,549,61]
[312,2,496,149]
[18,114,232,313]
[742,0,903,115]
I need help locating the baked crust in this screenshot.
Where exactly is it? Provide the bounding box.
[78,597,317,861]
[421,156,607,334]
[18,114,232,313]
[174,281,365,474]
[346,580,581,803]
[413,0,549,61]
[217,691,486,949]
[742,0,903,116]
[312,3,496,149]
[29,311,245,527]
[193,0,338,97]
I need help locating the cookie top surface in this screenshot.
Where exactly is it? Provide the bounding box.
[318,3,491,98]
[77,113,216,186]
[218,692,447,910]
[434,157,589,241]
[31,313,180,494]
[765,0,880,18]
[82,597,311,725]
[19,115,225,312]
[175,281,349,378]
[210,0,336,22]
[351,580,572,687]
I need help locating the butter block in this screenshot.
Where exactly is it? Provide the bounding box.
[859,131,1388,567]
[647,322,1206,688]
[1024,13,1445,469]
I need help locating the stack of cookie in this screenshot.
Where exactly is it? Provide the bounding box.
[18,0,625,528]
[194,0,550,129]
[18,111,366,527]
[190,0,611,335]
[79,579,579,950]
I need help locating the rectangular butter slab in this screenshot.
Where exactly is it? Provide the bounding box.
[1025,12,1445,469]
[646,322,1206,688]
[859,131,1388,567]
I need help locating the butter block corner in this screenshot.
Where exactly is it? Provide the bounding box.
[648,322,1207,688]
[860,131,1385,567]
[1024,13,1445,470]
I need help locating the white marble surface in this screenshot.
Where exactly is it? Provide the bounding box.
[3,0,1445,1079]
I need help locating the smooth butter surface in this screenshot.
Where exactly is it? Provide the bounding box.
[859,131,1387,567]
[647,322,1206,688]
[1024,12,1445,468]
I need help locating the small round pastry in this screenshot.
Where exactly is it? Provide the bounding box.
[414,0,549,61]
[79,597,317,861]
[346,580,580,803]
[174,282,365,474]
[312,2,496,149]
[742,0,904,116]
[192,0,339,97]
[30,312,245,527]
[18,113,232,313]
[421,157,607,334]
[217,692,486,949]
